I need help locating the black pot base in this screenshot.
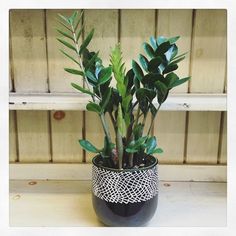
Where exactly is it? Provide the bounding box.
[92,194,158,227]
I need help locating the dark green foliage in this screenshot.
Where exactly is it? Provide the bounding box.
[56,10,191,170]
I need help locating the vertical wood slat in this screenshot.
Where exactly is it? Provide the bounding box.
[9,111,17,162]
[84,10,118,161]
[187,10,227,164]
[219,112,227,164]
[121,9,155,70]
[46,10,83,163]
[10,10,50,162]
[154,10,193,164]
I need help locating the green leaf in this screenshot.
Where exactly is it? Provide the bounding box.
[85,71,97,83]
[170,52,188,62]
[74,10,84,31]
[86,102,102,114]
[64,68,84,76]
[157,36,167,45]
[117,104,126,137]
[165,72,179,88]
[79,139,101,153]
[155,80,168,104]
[79,28,94,54]
[168,36,180,44]
[142,73,164,86]
[57,20,72,32]
[169,56,185,65]
[56,29,74,41]
[170,76,191,88]
[139,54,149,72]
[58,13,70,24]
[163,63,178,74]
[60,49,80,66]
[150,36,157,50]
[76,25,84,42]
[132,60,144,82]
[156,41,171,55]
[98,66,112,85]
[71,83,95,96]
[127,136,147,151]
[146,137,157,155]
[151,148,163,154]
[143,42,156,58]
[57,38,77,52]
[100,88,112,110]
[125,147,139,153]
[68,11,78,24]
[85,51,99,71]
[165,45,178,61]
[148,57,163,73]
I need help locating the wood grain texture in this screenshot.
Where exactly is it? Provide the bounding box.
[46,9,83,92]
[9,111,17,162]
[187,10,226,164]
[46,10,84,162]
[120,9,155,70]
[154,111,186,164]
[190,9,227,93]
[10,10,50,163]
[157,9,192,93]
[50,111,83,163]
[84,10,118,161]
[186,112,221,164]
[84,9,118,69]
[154,10,193,163]
[16,111,50,162]
[219,112,227,164]
[10,10,48,92]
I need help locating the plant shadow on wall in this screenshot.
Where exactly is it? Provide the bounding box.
[56,10,191,227]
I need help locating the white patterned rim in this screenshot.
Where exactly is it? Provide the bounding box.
[92,164,158,204]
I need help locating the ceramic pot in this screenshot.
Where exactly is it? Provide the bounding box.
[92,155,158,227]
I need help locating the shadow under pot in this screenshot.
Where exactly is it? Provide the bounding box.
[92,155,159,227]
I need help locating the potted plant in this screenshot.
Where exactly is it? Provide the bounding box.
[56,10,190,227]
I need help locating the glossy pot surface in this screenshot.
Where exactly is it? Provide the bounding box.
[92,155,158,227]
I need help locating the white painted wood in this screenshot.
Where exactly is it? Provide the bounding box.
[220,112,227,164]
[9,93,227,111]
[157,9,192,93]
[84,9,118,69]
[50,111,83,162]
[154,111,186,164]
[16,111,51,162]
[9,180,226,226]
[121,9,155,70]
[187,112,221,164]
[10,10,48,92]
[9,163,227,182]
[9,111,17,162]
[190,10,227,93]
[10,10,51,163]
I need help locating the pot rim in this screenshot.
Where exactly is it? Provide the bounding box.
[92,154,158,173]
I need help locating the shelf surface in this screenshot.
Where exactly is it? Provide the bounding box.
[9,92,227,111]
[10,180,226,227]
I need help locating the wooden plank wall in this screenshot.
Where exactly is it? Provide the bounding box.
[9,9,227,165]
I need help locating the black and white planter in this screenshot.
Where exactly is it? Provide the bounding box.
[92,155,158,227]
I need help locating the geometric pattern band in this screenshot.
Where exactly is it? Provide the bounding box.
[92,164,158,204]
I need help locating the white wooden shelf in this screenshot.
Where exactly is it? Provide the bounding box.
[10,180,226,227]
[9,92,227,111]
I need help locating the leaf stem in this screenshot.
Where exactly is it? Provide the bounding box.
[147,103,162,136]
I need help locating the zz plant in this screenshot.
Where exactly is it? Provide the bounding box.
[56,11,191,170]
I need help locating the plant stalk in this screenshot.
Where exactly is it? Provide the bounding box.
[116,130,123,169]
[147,103,162,136]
